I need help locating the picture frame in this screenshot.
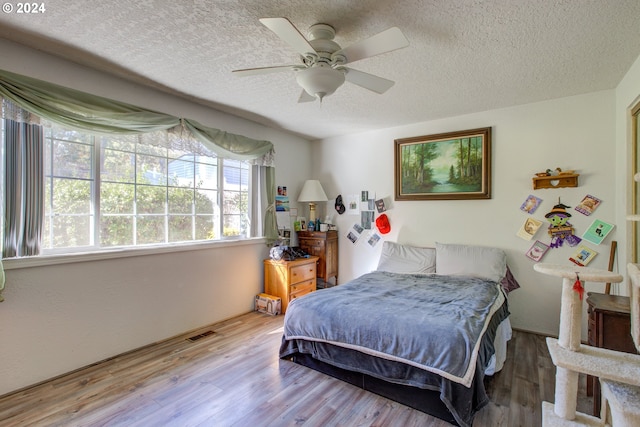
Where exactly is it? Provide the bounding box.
[394,127,491,200]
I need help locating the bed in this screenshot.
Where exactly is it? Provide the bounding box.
[279,242,519,427]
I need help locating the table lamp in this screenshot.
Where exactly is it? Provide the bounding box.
[298,180,328,223]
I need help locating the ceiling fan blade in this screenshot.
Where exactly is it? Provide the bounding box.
[344,68,395,94]
[259,17,317,57]
[298,90,316,103]
[335,27,409,64]
[232,65,296,77]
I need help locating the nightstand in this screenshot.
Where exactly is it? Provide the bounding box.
[263,256,319,313]
[586,292,637,416]
[297,230,338,287]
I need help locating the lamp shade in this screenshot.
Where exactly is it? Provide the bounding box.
[296,66,345,101]
[298,180,327,224]
[298,180,328,202]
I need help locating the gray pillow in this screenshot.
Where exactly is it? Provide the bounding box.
[376,241,436,274]
[435,242,507,283]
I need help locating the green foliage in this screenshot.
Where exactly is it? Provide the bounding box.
[46,178,218,248]
[400,142,438,193]
[223,190,248,236]
[448,137,483,186]
[44,178,91,248]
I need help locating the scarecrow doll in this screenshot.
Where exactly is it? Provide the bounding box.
[545,199,580,248]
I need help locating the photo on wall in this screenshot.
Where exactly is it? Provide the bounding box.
[569,244,598,267]
[517,218,543,241]
[346,194,359,215]
[367,232,382,247]
[275,195,289,211]
[526,240,550,262]
[347,223,364,244]
[375,198,387,213]
[575,194,602,216]
[520,194,542,214]
[582,219,614,245]
[361,210,374,229]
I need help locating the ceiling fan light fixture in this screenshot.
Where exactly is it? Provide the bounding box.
[233,18,409,102]
[296,66,345,101]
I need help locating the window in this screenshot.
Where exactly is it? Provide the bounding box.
[40,124,250,253]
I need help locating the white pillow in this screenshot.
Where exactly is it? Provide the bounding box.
[435,242,507,283]
[376,241,436,274]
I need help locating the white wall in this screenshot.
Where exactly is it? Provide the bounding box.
[0,38,313,396]
[313,91,617,338]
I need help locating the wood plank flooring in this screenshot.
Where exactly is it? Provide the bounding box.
[0,312,592,426]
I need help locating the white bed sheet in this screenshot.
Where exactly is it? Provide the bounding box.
[484,317,512,375]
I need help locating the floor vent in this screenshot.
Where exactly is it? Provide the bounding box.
[187,330,215,342]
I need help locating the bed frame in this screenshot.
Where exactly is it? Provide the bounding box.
[289,352,460,425]
[282,299,507,426]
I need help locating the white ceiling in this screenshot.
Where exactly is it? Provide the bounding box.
[1,0,640,140]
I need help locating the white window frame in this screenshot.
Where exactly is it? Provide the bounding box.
[37,124,251,255]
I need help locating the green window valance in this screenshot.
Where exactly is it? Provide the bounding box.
[0,68,274,165]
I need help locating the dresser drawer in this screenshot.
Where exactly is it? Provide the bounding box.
[301,239,325,248]
[290,263,316,283]
[290,278,315,296]
[290,281,315,300]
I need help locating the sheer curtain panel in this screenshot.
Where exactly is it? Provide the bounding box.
[3,119,44,258]
[250,165,278,245]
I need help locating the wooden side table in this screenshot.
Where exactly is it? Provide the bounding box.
[297,230,338,287]
[263,256,318,313]
[586,292,637,416]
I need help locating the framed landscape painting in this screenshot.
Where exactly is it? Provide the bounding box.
[394,127,491,200]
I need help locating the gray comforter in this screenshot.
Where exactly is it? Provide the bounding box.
[279,271,508,426]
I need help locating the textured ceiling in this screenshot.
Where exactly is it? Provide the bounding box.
[1,0,640,140]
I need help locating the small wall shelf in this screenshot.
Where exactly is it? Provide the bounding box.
[532,173,579,190]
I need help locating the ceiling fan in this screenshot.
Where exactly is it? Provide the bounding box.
[232,18,409,102]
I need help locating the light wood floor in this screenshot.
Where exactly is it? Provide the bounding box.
[0,312,592,426]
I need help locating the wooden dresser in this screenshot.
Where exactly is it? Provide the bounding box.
[263,256,318,313]
[297,230,338,287]
[586,292,637,415]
